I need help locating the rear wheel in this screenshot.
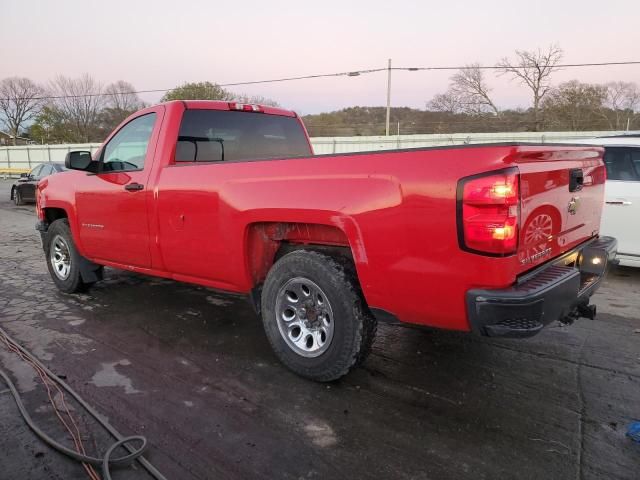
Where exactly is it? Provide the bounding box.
[45,219,87,293]
[261,250,376,381]
[13,189,23,206]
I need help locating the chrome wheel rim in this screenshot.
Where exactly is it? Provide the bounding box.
[50,235,71,280]
[275,277,334,358]
[524,213,553,244]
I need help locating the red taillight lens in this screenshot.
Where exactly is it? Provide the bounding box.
[457,169,520,255]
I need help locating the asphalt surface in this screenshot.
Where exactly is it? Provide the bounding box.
[0,178,638,480]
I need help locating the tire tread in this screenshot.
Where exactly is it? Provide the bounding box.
[261,250,377,381]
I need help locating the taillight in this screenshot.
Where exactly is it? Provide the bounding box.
[228,102,263,112]
[457,168,520,256]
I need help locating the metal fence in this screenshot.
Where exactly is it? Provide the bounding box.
[309,130,638,154]
[0,130,636,172]
[0,143,102,172]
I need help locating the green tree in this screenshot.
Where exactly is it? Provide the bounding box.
[161,82,234,102]
[28,106,78,144]
[542,81,608,130]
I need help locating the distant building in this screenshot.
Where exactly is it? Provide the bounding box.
[0,131,31,146]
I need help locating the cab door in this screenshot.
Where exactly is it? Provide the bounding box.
[75,107,164,267]
[20,164,44,202]
[600,146,640,258]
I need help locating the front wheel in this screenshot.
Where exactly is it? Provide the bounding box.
[45,219,87,293]
[261,250,377,381]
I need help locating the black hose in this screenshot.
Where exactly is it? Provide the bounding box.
[0,326,167,480]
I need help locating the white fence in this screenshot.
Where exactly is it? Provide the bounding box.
[0,130,636,172]
[0,143,102,172]
[309,130,638,154]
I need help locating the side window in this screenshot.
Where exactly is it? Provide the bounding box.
[40,165,53,178]
[631,150,640,180]
[102,113,157,172]
[29,165,43,179]
[603,147,640,181]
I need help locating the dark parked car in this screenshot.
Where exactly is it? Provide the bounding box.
[11,163,66,205]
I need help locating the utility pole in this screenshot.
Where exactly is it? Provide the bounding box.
[385,58,392,136]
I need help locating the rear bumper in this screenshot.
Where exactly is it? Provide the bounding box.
[466,236,617,338]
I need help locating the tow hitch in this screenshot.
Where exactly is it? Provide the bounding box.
[577,302,597,320]
[561,301,597,325]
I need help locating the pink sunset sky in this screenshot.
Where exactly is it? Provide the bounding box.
[2,0,640,114]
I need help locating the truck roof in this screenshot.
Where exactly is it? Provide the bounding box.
[163,100,298,118]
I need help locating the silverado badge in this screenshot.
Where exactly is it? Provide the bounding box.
[568,197,580,215]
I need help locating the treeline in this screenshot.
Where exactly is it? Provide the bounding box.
[0,77,278,144]
[305,44,640,136]
[303,92,640,138]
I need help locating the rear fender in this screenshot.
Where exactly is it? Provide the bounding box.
[245,222,351,286]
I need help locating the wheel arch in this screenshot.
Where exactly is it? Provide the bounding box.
[42,205,88,257]
[245,222,358,314]
[43,206,69,224]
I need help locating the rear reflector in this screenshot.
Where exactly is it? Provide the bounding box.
[457,168,520,256]
[228,102,263,112]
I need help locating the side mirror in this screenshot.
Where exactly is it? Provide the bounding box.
[65,151,96,172]
[20,173,28,178]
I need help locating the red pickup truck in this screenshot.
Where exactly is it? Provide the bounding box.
[36,100,617,381]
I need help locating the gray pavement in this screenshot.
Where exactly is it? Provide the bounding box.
[0,179,638,479]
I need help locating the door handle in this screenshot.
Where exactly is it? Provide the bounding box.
[124,182,144,192]
[605,200,632,206]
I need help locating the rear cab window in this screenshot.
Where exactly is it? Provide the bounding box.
[175,109,311,163]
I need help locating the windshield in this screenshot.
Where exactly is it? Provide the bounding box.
[175,110,311,163]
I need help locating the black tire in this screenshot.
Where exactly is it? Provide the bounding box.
[44,219,87,294]
[13,189,23,206]
[261,250,377,381]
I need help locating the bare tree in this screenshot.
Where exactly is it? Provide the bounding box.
[0,77,46,143]
[104,80,143,112]
[49,74,106,142]
[450,64,499,115]
[427,65,498,115]
[427,92,463,113]
[604,81,640,129]
[497,44,563,131]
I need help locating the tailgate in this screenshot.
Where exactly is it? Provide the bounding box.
[509,145,606,274]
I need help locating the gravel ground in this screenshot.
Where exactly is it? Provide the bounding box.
[0,179,638,479]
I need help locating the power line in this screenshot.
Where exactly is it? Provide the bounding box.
[2,60,640,102]
[0,68,388,102]
[391,60,640,71]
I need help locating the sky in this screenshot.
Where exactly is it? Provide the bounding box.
[2,0,640,115]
